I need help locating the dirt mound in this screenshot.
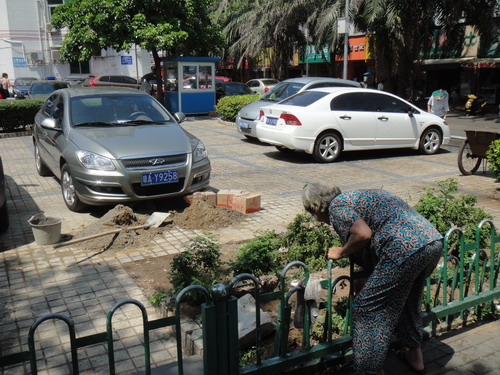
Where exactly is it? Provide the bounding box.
[68,199,245,252]
[172,197,244,230]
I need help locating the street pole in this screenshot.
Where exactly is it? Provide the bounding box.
[343,0,349,79]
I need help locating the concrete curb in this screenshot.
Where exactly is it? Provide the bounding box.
[217,118,235,127]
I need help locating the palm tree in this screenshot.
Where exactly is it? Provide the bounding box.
[216,0,310,79]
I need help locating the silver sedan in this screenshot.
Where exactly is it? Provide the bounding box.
[33,87,211,211]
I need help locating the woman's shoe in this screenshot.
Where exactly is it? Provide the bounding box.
[396,351,427,375]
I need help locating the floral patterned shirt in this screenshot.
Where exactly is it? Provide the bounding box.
[329,189,442,270]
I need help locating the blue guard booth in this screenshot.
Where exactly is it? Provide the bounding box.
[163,56,221,115]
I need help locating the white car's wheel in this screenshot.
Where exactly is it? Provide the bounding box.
[419,128,442,155]
[313,132,342,163]
[61,164,86,211]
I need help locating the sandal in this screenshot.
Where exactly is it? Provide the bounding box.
[396,351,427,375]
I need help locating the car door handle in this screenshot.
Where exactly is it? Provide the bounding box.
[339,115,351,120]
[377,116,389,121]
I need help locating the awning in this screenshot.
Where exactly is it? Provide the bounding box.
[420,57,500,66]
[420,57,474,65]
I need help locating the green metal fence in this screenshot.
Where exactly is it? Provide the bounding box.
[0,220,499,374]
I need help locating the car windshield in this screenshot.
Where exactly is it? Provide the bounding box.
[31,83,68,94]
[71,94,173,125]
[279,91,329,106]
[15,78,37,86]
[261,82,305,102]
[225,84,253,95]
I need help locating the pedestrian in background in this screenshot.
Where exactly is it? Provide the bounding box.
[0,73,11,99]
[427,89,449,119]
[302,183,443,375]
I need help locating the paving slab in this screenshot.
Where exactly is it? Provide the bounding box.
[1,116,499,374]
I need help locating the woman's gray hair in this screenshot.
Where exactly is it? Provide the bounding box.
[302,183,341,216]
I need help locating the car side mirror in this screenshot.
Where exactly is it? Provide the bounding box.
[174,112,186,123]
[40,118,60,130]
[407,107,416,117]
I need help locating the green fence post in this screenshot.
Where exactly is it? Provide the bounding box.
[28,313,79,375]
[201,301,218,375]
[175,285,211,375]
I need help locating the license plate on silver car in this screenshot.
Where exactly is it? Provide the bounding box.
[141,170,179,186]
[239,121,249,129]
[266,117,278,125]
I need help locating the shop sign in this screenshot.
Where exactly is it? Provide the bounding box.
[12,57,27,67]
[120,56,133,65]
[462,26,479,57]
[299,45,331,64]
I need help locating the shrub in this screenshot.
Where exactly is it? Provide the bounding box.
[486,139,500,179]
[283,213,346,271]
[230,230,283,277]
[413,178,491,255]
[215,94,260,122]
[0,99,44,132]
[169,235,226,293]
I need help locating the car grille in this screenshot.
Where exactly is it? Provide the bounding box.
[122,154,187,169]
[240,127,251,134]
[132,178,185,196]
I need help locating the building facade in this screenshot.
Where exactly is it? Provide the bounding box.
[0,0,151,81]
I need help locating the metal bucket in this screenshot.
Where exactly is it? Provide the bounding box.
[28,213,62,245]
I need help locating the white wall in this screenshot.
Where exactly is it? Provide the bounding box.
[0,0,152,81]
[91,47,152,80]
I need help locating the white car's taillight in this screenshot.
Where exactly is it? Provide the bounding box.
[280,113,302,125]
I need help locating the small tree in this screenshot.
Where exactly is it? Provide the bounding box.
[51,0,223,103]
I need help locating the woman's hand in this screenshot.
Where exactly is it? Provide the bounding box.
[328,247,345,260]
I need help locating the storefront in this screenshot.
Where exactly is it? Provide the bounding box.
[296,35,373,81]
[420,23,500,107]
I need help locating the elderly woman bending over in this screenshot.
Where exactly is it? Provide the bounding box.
[302,183,443,375]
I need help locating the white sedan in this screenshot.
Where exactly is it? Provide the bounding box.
[256,87,451,163]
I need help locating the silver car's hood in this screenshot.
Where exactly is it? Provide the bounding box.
[239,99,275,119]
[68,123,193,159]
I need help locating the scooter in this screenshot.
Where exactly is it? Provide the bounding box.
[465,94,487,116]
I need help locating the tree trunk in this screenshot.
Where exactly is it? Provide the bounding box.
[151,48,164,105]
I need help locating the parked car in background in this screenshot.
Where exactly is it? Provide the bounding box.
[215,81,254,102]
[82,74,140,89]
[236,77,361,138]
[0,155,8,232]
[27,80,70,100]
[246,78,280,95]
[256,87,450,162]
[12,77,38,98]
[32,87,211,211]
[182,76,231,89]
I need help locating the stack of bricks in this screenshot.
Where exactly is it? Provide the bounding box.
[192,190,261,214]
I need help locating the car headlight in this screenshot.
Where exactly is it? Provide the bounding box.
[193,141,208,163]
[76,150,115,171]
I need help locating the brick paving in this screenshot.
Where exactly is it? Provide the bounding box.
[0,115,499,374]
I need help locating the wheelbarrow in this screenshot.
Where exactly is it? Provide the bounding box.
[457,130,500,175]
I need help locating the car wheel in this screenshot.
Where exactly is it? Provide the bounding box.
[0,201,8,233]
[313,132,342,163]
[61,164,86,212]
[34,141,52,176]
[419,127,442,155]
[275,146,294,153]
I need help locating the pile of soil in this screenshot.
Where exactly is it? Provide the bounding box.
[71,205,157,252]
[171,198,244,230]
[68,198,245,252]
